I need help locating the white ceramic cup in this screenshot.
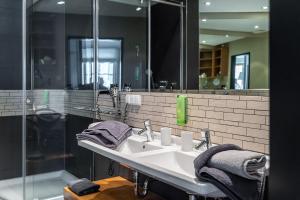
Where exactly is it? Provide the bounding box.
[181,131,193,152]
[160,127,172,146]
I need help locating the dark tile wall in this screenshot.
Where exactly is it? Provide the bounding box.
[65,114,93,179]
[0,116,22,180]
[26,114,65,175]
[0,0,22,89]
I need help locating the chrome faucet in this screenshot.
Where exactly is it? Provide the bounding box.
[194,128,212,150]
[137,120,154,142]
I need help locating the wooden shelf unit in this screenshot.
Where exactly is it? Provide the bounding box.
[199,45,229,78]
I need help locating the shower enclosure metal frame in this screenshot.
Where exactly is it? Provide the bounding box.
[20,0,187,199]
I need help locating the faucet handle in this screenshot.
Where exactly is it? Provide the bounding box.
[144,120,152,129]
[201,128,212,148]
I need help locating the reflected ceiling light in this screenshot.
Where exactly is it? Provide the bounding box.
[254,25,260,29]
[57,1,65,5]
[204,1,211,6]
[225,34,229,38]
[136,7,142,11]
[262,6,268,10]
[202,40,207,44]
[201,18,207,22]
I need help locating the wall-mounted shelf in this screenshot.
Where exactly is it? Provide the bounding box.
[199,45,229,78]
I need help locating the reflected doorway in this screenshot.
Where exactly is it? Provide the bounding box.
[230,53,250,90]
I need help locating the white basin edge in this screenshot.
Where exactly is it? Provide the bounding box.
[78,140,225,197]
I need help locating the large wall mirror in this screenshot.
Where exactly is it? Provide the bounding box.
[198,0,269,90]
[66,0,148,90]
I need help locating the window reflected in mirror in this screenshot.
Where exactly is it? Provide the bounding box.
[199,0,269,90]
[67,39,122,90]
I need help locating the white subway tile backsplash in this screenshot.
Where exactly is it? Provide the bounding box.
[0,90,270,154]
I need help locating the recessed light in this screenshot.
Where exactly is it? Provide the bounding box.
[202,40,207,44]
[57,1,65,5]
[204,1,211,6]
[262,6,268,10]
[254,25,260,29]
[201,18,207,22]
[136,7,142,11]
[225,34,229,38]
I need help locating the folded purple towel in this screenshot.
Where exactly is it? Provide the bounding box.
[76,121,132,149]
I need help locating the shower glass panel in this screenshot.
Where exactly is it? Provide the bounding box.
[25,0,94,199]
[0,1,23,199]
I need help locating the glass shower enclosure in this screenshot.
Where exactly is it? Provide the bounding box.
[0,0,148,199]
[0,0,187,198]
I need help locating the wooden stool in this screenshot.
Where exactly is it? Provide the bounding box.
[64,176,165,200]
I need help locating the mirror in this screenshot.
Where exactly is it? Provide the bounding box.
[98,0,148,91]
[150,1,183,91]
[65,0,148,90]
[198,0,269,90]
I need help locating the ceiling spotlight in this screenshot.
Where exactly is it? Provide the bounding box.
[262,6,268,10]
[204,1,211,6]
[57,1,65,5]
[225,34,229,38]
[254,25,260,29]
[136,7,142,11]
[201,18,207,22]
[202,40,207,44]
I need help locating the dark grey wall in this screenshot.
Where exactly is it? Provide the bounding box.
[150,1,199,90]
[186,0,199,89]
[0,0,22,89]
[100,16,148,89]
[151,4,181,89]
[0,116,22,180]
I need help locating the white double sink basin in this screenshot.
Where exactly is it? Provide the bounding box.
[78,130,225,198]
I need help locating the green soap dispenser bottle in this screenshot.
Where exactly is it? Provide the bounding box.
[176,95,187,126]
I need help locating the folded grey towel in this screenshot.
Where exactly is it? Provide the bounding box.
[77,120,132,149]
[208,150,267,180]
[194,144,242,173]
[199,167,262,200]
[67,178,100,196]
[194,144,265,200]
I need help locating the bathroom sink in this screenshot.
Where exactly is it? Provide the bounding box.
[117,136,163,154]
[137,150,196,179]
[78,131,225,197]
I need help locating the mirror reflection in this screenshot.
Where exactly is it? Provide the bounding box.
[198,0,269,90]
[66,0,148,90]
[150,1,182,91]
[98,0,148,90]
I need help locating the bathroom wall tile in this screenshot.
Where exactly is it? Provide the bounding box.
[226,100,247,109]
[206,111,224,120]
[247,128,269,139]
[247,101,269,110]
[244,114,266,124]
[211,135,223,144]
[219,120,239,126]
[242,141,265,153]
[91,92,270,153]
[215,132,233,139]
[192,98,209,106]
[224,112,243,122]
[234,108,255,114]
[233,135,254,142]
[189,109,206,118]
[223,138,243,147]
